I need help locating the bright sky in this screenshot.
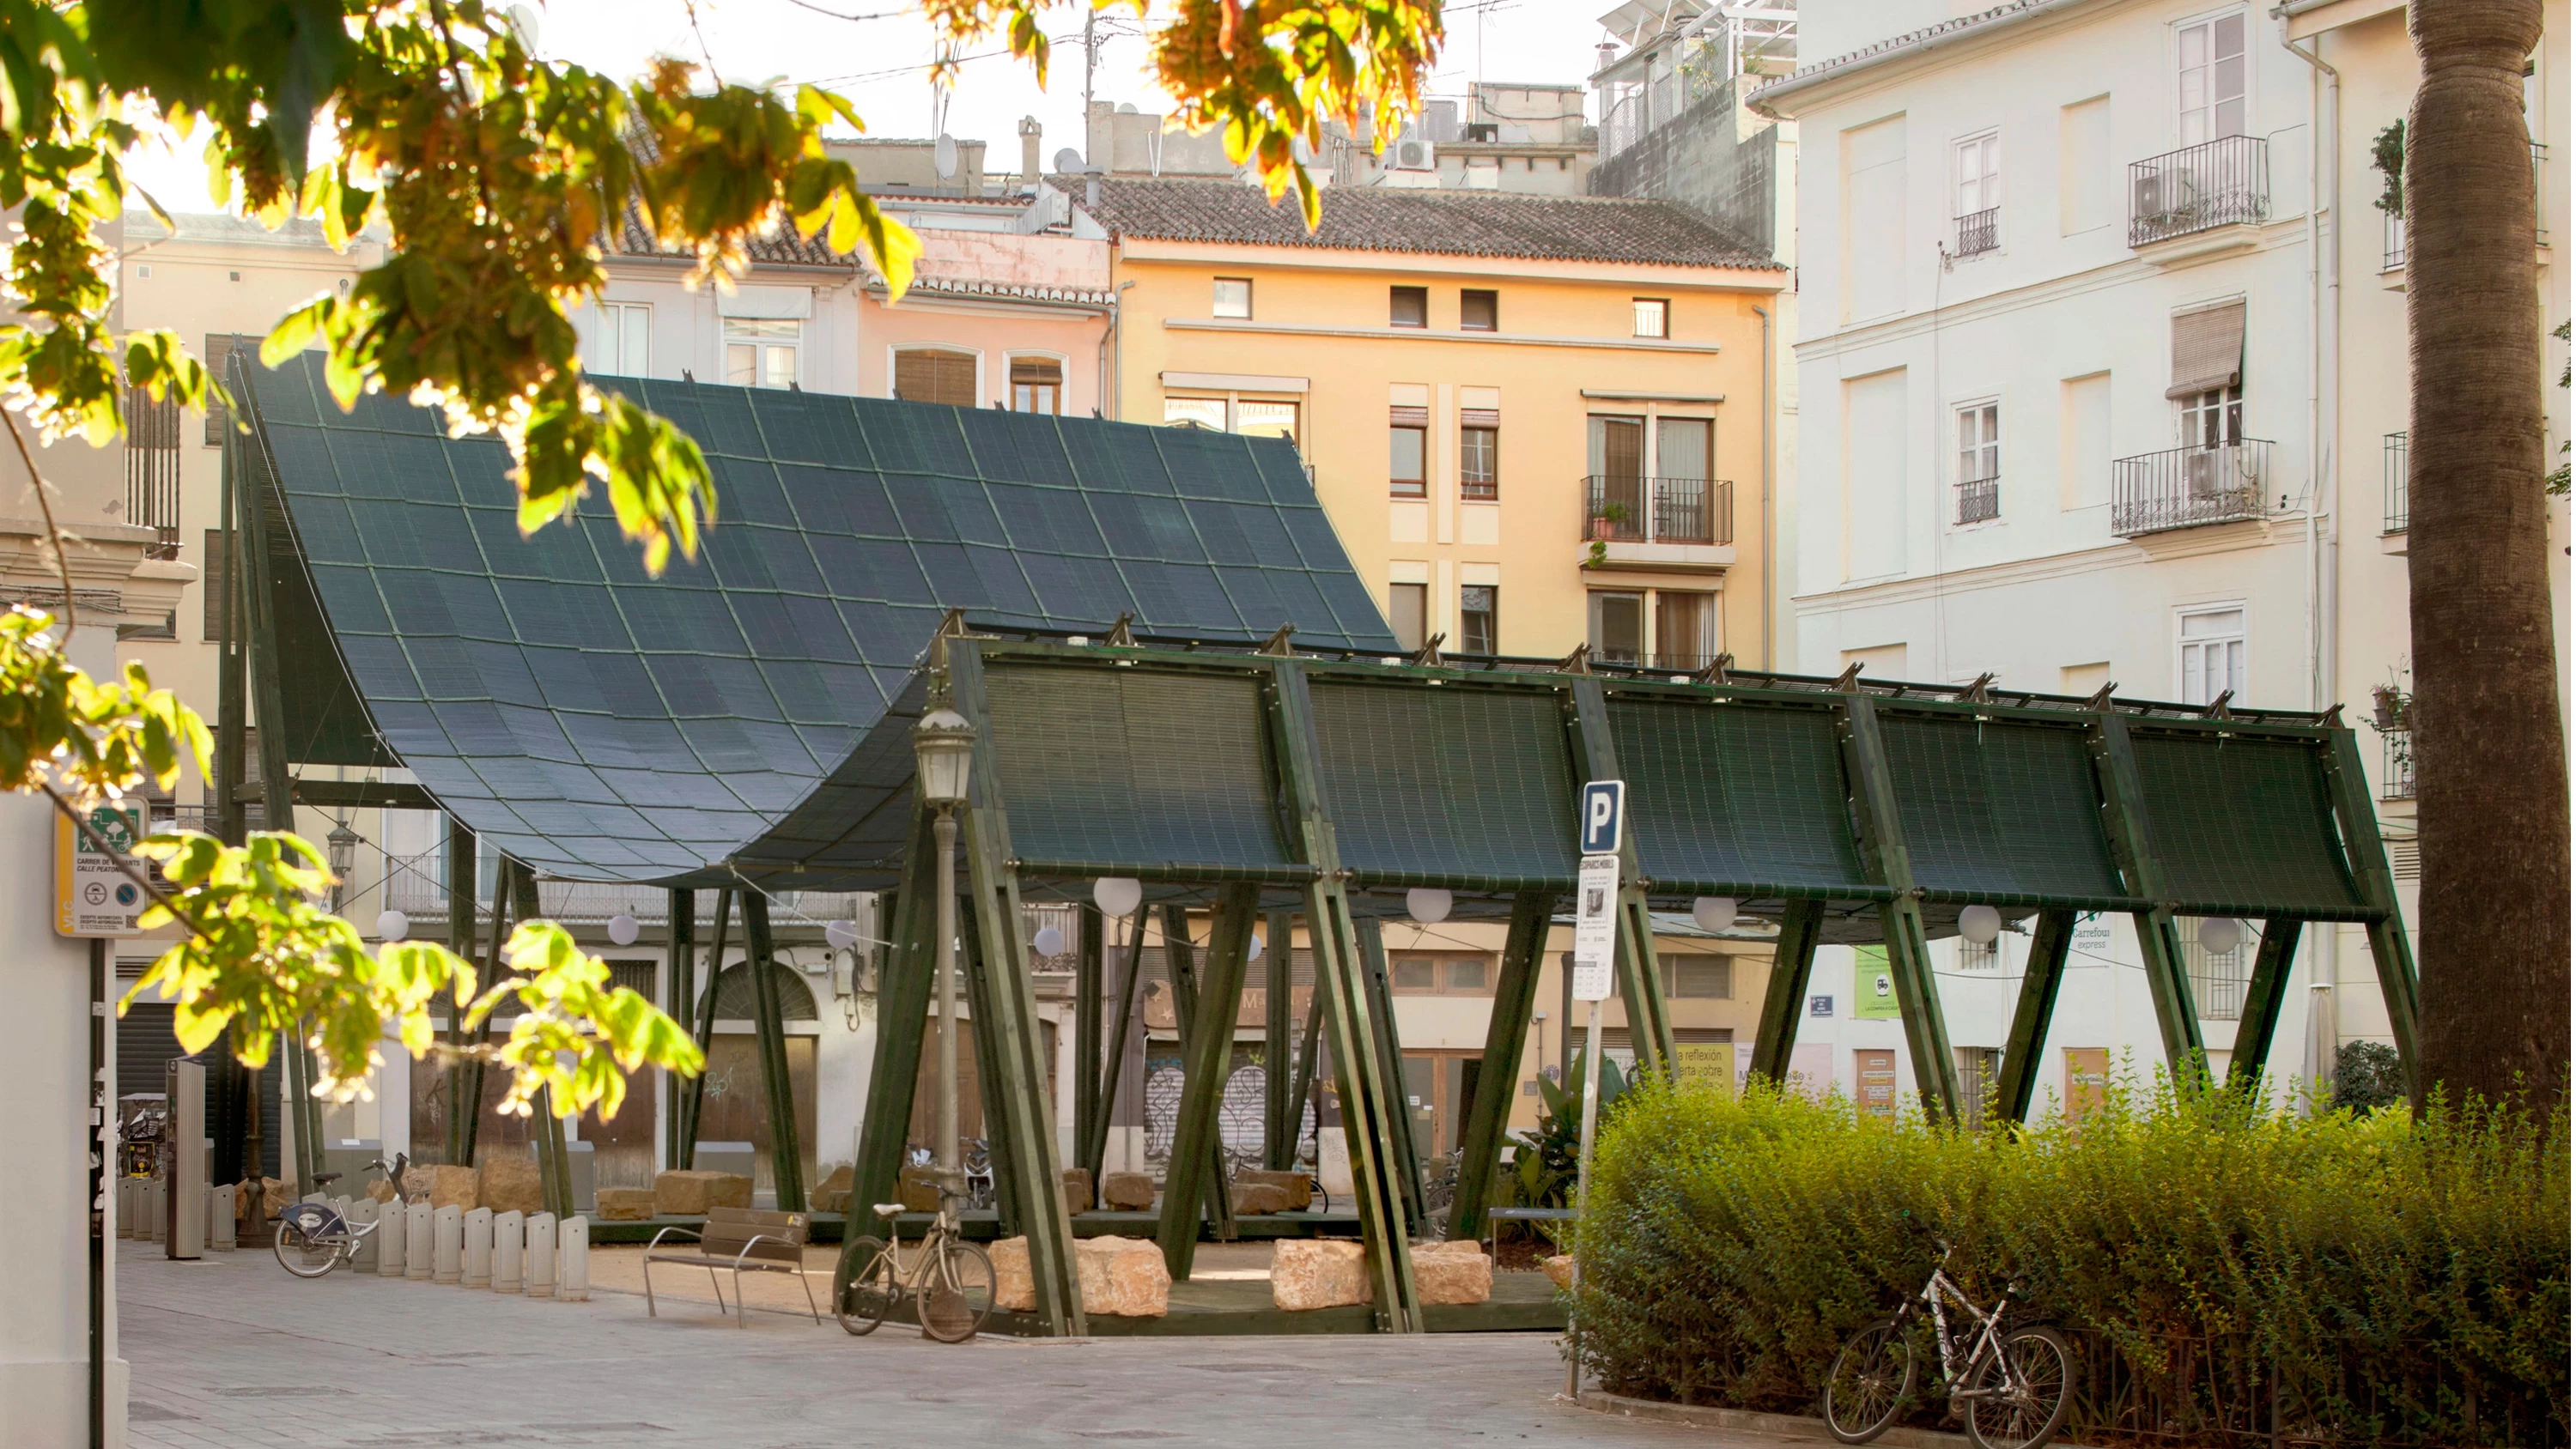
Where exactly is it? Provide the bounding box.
[126,0,1614,214]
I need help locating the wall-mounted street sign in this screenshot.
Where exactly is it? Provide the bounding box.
[1570,852,1620,1002]
[1578,779,1625,856]
[57,802,147,937]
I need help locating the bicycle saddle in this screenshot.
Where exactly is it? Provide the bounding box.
[872,1203,906,1218]
[310,1172,343,1187]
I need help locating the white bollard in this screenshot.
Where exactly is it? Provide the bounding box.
[378,1197,406,1276]
[347,1198,379,1271]
[404,1201,434,1281]
[557,1216,588,1303]
[526,1212,557,1298]
[146,1178,167,1243]
[116,1179,133,1239]
[491,1210,525,1293]
[432,1204,463,1284]
[211,1184,236,1251]
[462,1207,493,1288]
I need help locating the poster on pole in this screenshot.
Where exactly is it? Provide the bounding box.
[56,801,148,937]
[1570,852,1620,1001]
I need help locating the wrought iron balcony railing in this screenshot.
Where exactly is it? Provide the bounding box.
[2384,432,2408,532]
[124,386,183,559]
[2111,440,2272,537]
[1581,475,1730,546]
[2382,729,2416,800]
[2128,136,2269,247]
[1953,207,2000,258]
[1956,475,2002,524]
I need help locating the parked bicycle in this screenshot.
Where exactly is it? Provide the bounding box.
[1823,1240,2074,1449]
[834,1198,996,1343]
[273,1155,416,1280]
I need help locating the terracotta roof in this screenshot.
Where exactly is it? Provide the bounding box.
[611,127,860,270]
[1054,177,1780,270]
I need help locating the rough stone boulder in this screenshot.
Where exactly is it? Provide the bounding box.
[898,1164,942,1214]
[811,1164,854,1215]
[594,1187,657,1222]
[1099,1171,1155,1211]
[256,1176,289,1217]
[1413,1240,1493,1305]
[1232,1169,1312,1211]
[1229,1181,1294,1216]
[426,1164,480,1212]
[990,1236,1037,1313]
[1271,1240,1370,1311]
[478,1155,544,1216]
[1542,1254,1576,1291]
[1074,1236,1170,1318]
[654,1169,753,1217]
[1061,1167,1094,1215]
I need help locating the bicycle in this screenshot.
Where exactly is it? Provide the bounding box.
[273,1155,416,1279]
[1823,1240,2074,1449]
[833,1198,996,1343]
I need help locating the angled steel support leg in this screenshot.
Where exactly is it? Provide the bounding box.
[2088,712,2208,1088]
[855,810,936,1216]
[1264,907,1296,1171]
[1159,884,1259,1278]
[957,901,1021,1234]
[2319,731,2421,1095]
[677,887,732,1171]
[2227,919,2304,1095]
[1355,919,1427,1235]
[1075,905,1104,1173]
[1747,898,1827,1087]
[664,886,694,1171]
[1160,905,1236,1238]
[1566,678,1676,1077]
[1996,909,2076,1124]
[1083,909,1146,1185]
[1449,891,1549,1242]
[743,894,806,1212]
[1840,694,1960,1119]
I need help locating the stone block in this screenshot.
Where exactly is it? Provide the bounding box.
[1074,1236,1170,1318]
[1230,1182,1294,1216]
[898,1164,941,1214]
[1099,1171,1156,1211]
[256,1176,290,1217]
[1413,1240,1493,1305]
[1271,1240,1370,1311]
[478,1154,544,1216]
[811,1164,854,1215]
[1543,1254,1576,1291]
[594,1188,657,1222]
[653,1169,752,1217]
[1232,1169,1312,1211]
[1061,1167,1094,1215]
[426,1164,480,1212]
[990,1235,1036,1313]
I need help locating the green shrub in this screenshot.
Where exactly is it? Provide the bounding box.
[2334,1041,2407,1113]
[1573,1074,2568,1447]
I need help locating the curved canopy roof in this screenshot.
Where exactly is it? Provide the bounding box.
[236,352,1394,886]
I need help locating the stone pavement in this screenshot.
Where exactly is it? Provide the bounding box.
[118,1248,1809,1448]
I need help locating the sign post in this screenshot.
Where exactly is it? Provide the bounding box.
[1566,780,1624,1397]
[56,803,148,938]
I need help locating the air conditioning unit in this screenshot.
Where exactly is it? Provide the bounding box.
[2184,446,2226,498]
[1391,136,1437,171]
[2132,170,2168,221]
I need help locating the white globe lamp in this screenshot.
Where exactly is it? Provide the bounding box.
[1032,925,1066,956]
[1692,896,1739,933]
[825,919,859,951]
[1093,876,1143,918]
[1406,888,1452,925]
[1958,904,2002,945]
[375,909,410,943]
[2197,917,2244,955]
[606,912,641,947]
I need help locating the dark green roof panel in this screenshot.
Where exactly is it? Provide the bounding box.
[2129,731,2366,918]
[1307,678,1580,888]
[1607,695,1880,898]
[1877,712,2132,908]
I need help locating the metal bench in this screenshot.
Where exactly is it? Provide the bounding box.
[642,1206,819,1327]
[1482,1205,1577,1262]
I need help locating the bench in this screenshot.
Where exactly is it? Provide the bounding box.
[1482,1205,1577,1261]
[642,1206,818,1327]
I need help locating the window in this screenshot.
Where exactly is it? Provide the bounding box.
[1632,298,1669,338]
[1958,937,2001,970]
[202,334,240,445]
[2181,385,2243,447]
[2178,605,2246,706]
[200,528,228,640]
[1663,956,1732,999]
[1957,1047,2002,1122]
[1460,289,1498,331]
[1388,582,1429,651]
[2169,300,2246,444]
[1957,401,2002,523]
[1653,591,1716,670]
[893,347,976,406]
[1389,405,1428,496]
[1954,134,2001,254]
[1164,396,1228,429]
[1234,400,1298,442]
[1589,590,1643,664]
[1010,357,1063,414]
[1390,955,1493,994]
[2178,10,2248,145]
[1460,408,1498,499]
[585,301,651,377]
[1460,585,1497,654]
[726,318,801,390]
[1390,286,1428,328]
[2179,917,2249,1019]
[1212,277,1252,318]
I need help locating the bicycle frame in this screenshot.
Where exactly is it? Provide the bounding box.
[1916,1264,2014,1401]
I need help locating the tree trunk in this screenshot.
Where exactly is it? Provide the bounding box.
[2405,0,2568,1106]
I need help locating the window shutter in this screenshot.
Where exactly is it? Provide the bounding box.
[1388,405,1430,427]
[1459,408,1501,429]
[1010,358,1062,386]
[201,528,227,641]
[203,335,238,445]
[895,349,979,407]
[2167,300,2246,399]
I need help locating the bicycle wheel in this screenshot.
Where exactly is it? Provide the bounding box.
[1963,1325,2074,1449]
[1823,1316,1917,1445]
[272,1220,341,1278]
[915,1239,996,1343]
[834,1234,902,1337]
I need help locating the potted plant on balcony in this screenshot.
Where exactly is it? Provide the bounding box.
[1589,502,1629,542]
[2369,680,2412,731]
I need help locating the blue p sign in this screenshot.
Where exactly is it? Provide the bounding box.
[1580,779,1625,855]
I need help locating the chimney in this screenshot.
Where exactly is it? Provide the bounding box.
[1018,115,1042,185]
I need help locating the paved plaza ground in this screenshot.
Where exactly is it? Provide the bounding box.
[116,1246,1813,1448]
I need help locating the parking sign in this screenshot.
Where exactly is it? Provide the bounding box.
[1579,779,1625,855]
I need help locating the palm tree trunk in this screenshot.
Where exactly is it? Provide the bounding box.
[2405,0,2568,1106]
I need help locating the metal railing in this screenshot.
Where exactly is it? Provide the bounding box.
[124,386,183,559]
[2127,136,2269,247]
[2181,919,2247,1021]
[2384,432,2408,532]
[1956,475,2002,524]
[1953,207,1999,258]
[380,871,871,932]
[2382,729,2416,799]
[2381,141,2547,268]
[2383,209,2408,271]
[1581,475,1730,545]
[2110,440,2271,537]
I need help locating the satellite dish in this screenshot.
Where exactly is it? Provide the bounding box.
[1053,147,1084,176]
[506,3,540,49]
[933,133,959,179]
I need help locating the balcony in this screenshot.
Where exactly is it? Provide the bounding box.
[2110,440,2273,537]
[1955,475,2002,524]
[1581,476,1729,545]
[124,386,182,560]
[2376,142,2546,282]
[2384,432,2409,534]
[2128,136,2269,256]
[2381,729,2416,801]
[1953,207,2000,258]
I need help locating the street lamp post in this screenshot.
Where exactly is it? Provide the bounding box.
[913,704,977,1231]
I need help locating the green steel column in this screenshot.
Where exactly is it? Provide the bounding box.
[446,818,477,962]
[1747,897,1828,1086]
[450,858,514,1167]
[854,812,937,1217]
[214,426,246,848]
[2318,730,2421,1094]
[1074,905,1104,1173]
[663,887,694,1170]
[957,901,1021,1234]
[2227,919,2305,1095]
[1157,904,1235,1239]
[1996,909,2077,1124]
[677,887,733,1170]
[1838,694,1963,1120]
[947,641,1086,1336]
[741,893,806,1213]
[533,1084,572,1219]
[1286,967,1325,1168]
[1565,679,1675,1077]
[1084,908,1147,1184]
[1267,658,1420,1332]
[1354,919,1427,1234]
[1158,883,1259,1278]
[1448,891,1549,1242]
[2087,712,2209,1086]
[1263,907,1296,1171]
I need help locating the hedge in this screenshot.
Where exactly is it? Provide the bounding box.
[1572,1074,2568,1447]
